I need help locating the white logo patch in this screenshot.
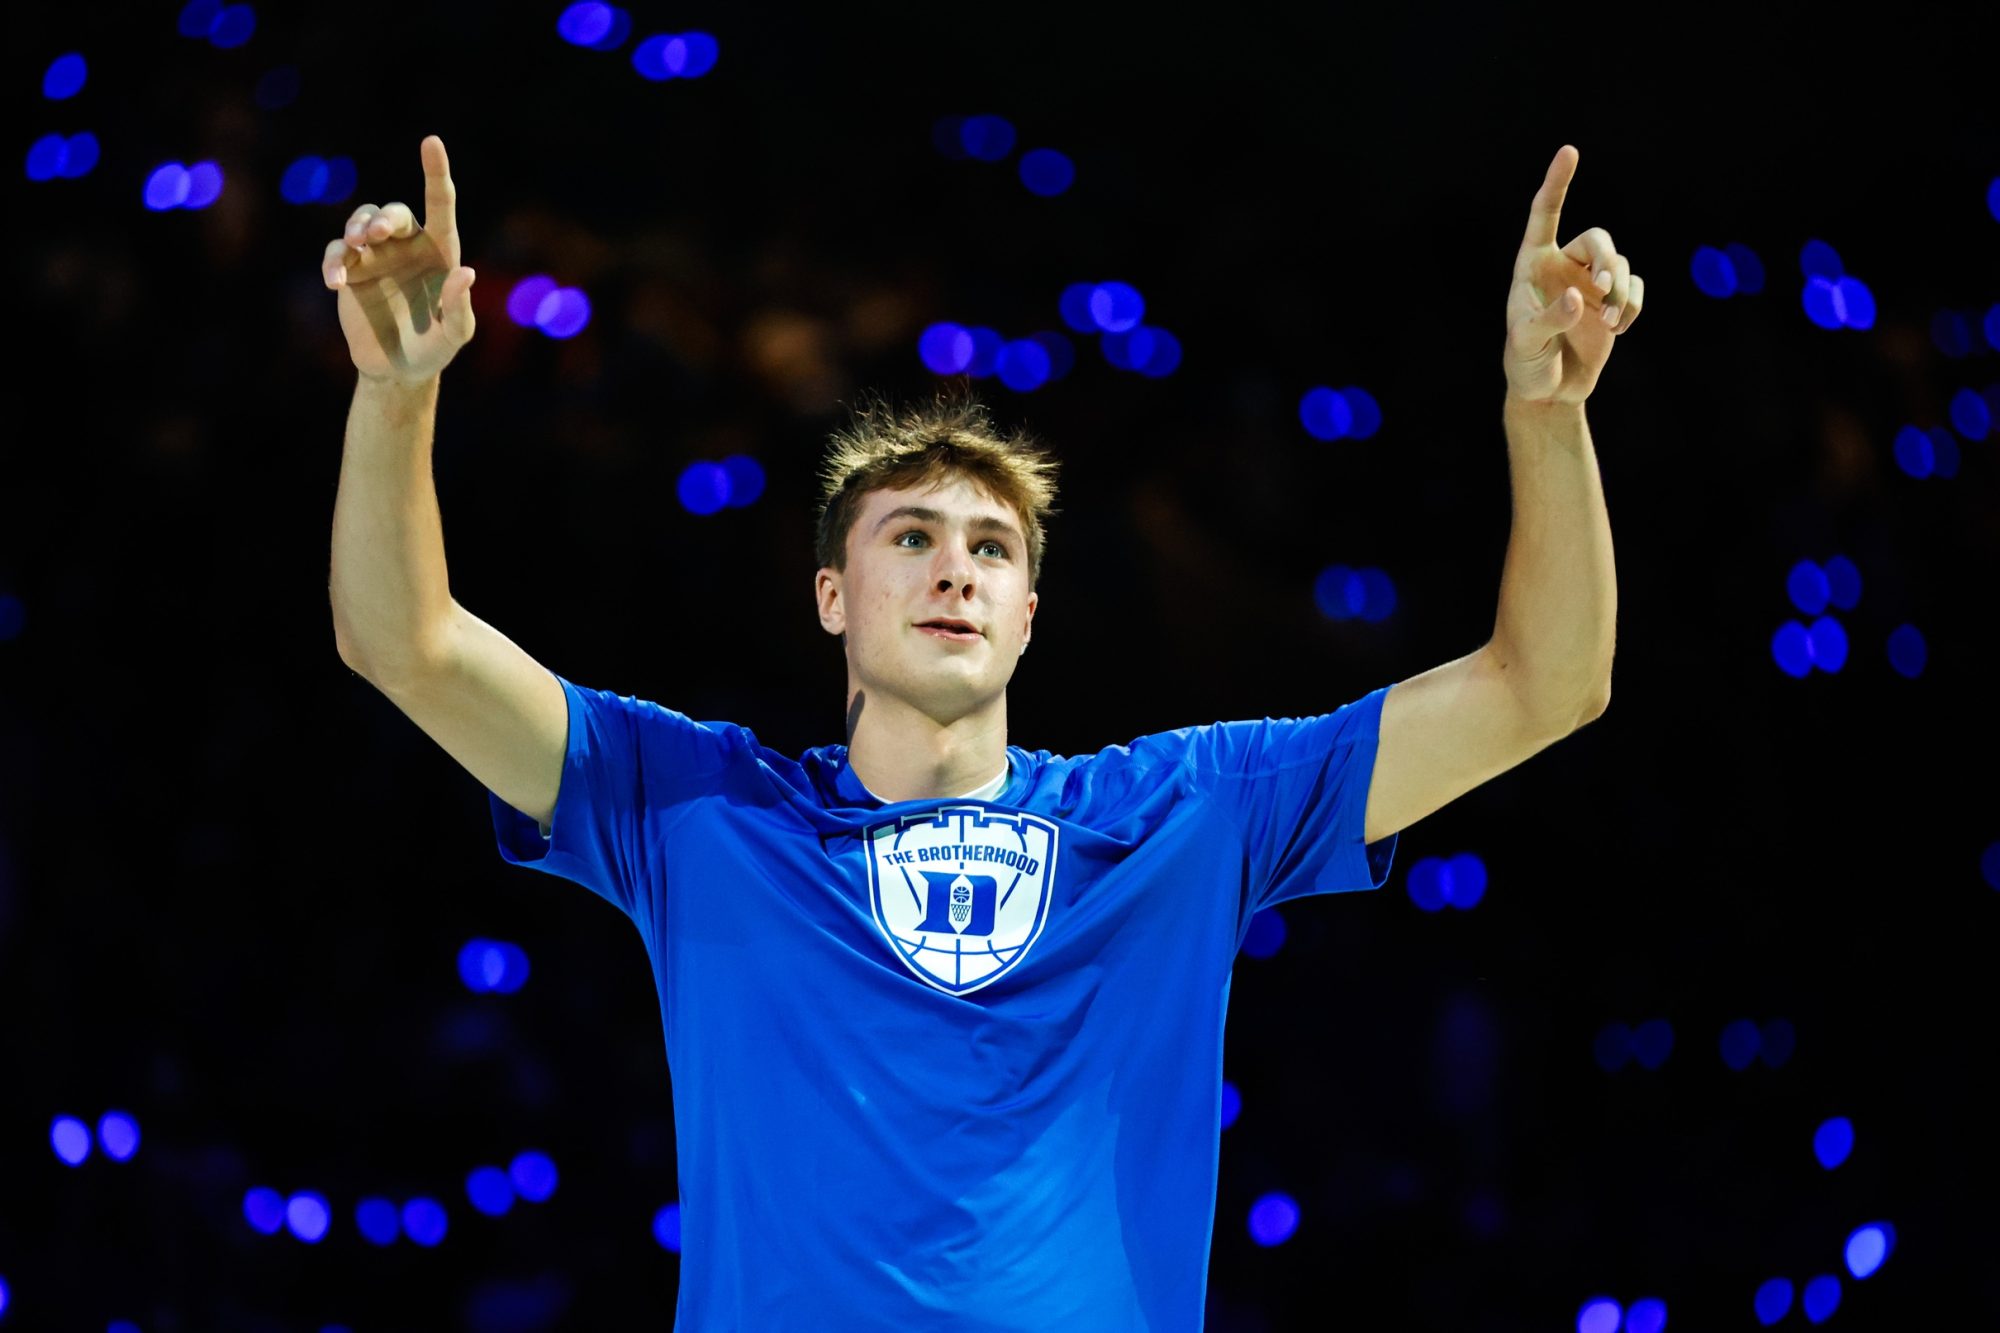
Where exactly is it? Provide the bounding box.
[863,804,1059,995]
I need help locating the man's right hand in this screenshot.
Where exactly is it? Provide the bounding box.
[322,135,476,385]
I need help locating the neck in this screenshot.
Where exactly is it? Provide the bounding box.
[843,684,1009,802]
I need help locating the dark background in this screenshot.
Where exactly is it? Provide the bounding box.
[4,2,1997,1329]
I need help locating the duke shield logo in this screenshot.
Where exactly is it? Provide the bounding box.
[864,805,1059,995]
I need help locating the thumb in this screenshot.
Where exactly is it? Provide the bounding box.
[440,266,477,344]
[1539,286,1585,333]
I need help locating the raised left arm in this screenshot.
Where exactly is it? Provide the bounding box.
[1362,144,1634,847]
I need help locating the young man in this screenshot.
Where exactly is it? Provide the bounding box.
[328,137,1632,1330]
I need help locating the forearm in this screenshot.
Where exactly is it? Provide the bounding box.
[329,374,457,682]
[1488,396,1617,725]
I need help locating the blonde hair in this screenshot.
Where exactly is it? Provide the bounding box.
[814,387,1061,588]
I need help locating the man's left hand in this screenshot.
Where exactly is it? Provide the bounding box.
[1502,144,1644,405]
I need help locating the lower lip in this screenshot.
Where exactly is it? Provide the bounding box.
[917,626,981,643]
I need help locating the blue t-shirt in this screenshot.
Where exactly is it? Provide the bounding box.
[488,673,1399,1332]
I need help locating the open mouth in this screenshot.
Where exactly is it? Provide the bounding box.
[915,622,981,642]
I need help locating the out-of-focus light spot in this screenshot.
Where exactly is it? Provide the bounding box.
[1928,425,1961,478]
[1988,177,1999,222]
[179,0,222,37]
[1835,276,1875,329]
[1406,856,1447,913]
[458,937,531,994]
[510,1150,559,1202]
[1759,1018,1795,1068]
[1892,424,1935,478]
[1980,840,2000,891]
[654,1201,682,1251]
[51,1116,91,1165]
[1135,328,1182,377]
[243,1186,286,1234]
[286,1192,331,1242]
[1754,1277,1794,1325]
[1312,564,1394,623]
[1814,1115,1854,1169]
[586,7,633,51]
[1787,559,1829,614]
[664,33,718,77]
[1985,304,2000,352]
[1019,148,1075,196]
[1028,331,1075,381]
[919,322,975,375]
[402,1197,448,1246]
[1725,243,1765,294]
[58,131,97,177]
[1301,386,1354,440]
[1846,1223,1890,1278]
[210,4,257,49]
[108,1322,139,1333]
[26,134,68,181]
[280,155,328,204]
[145,163,192,211]
[1340,387,1383,439]
[960,114,1015,161]
[677,462,731,515]
[43,53,87,100]
[1807,616,1848,673]
[184,162,224,209]
[1823,554,1860,609]
[506,275,558,327]
[1931,308,1974,356]
[355,1197,400,1245]
[1058,282,1098,333]
[1247,1192,1299,1246]
[1088,282,1143,333]
[1719,1018,1761,1070]
[0,593,24,641]
[1592,1021,1632,1072]
[318,155,357,204]
[1770,621,1812,678]
[1440,852,1487,909]
[721,455,765,507]
[1576,1296,1621,1333]
[1950,387,1992,440]
[1631,1018,1674,1070]
[1690,245,1736,297]
[1101,326,1155,371]
[631,33,677,79]
[966,327,1004,378]
[1799,238,1843,279]
[99,1111,140,1161]
[998,338,1052,391]
[1241,907,1286,958]
[557,3,614,46]
[1802,1274,1840,1323]
[255,64,300,109]
[1802,276,1842,329]
[1220,1081,1241,1130]
[534,287,591,339]
[1625,1297,1668,1333]
[1885,623,1926,679]
[467,1165,515,1216]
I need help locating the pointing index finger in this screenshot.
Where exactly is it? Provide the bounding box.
[421,134,457,240]
[1521,144,1577,251]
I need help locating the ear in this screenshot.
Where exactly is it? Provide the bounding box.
[815,567,845,637]
[1022,590,1036,646]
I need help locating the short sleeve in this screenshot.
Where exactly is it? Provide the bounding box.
[488,673,741,922]
[1181,684,1399,917]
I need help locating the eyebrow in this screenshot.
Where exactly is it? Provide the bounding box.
[872,505,1025,549]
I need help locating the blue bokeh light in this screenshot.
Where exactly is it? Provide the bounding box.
[662,32,718,77]
[557,3,614,45]
[0,1276,9,1318]
[43,52,87,99]
[51,1115,91,1165]
[1631,1018,1674,1070]
[210,4,257,49]
[1088,282,1144,333]
[1626,1297,1667,1333]
[1058,282,1098,333]
[1802,276,1842,329]
[1823,554,1861,609]
[1406,856,1447,913]
[960,115,1015,161]
[507,275,558,327]
[0,593,24,641]
[26,134,68,181]
[1807,615,1848,673]
[99,1111,141,1161]
[677,462,732,515]
[654,1202,683,1251]
[1835,276,1875,329]
[511,1150,560,1202]
[355,1197,400,1245]
[965,327,1004,378]
[286,1191,331,1242]
[184,162,224,210]
[1301,386,1354,440]
[1220,1082,1241,1130]
[1719,1018,1761,1070]
[1247,1192,1299,1246]
[467,1165,516,1216]
[632,34,677,79]
[722,455,765,507]
[1019,148,1075,196]
[1987,176,1999,222]
[1690,245,1736,298]
[1028,331,1075,381]
[1576,1296,1621,1333]
[1814,1115,1854,1169]
[1985,304,2000,351]
[1724,243,1765,294]
[402,1197,448,1246]
[1440,852,1486,909]
[1802,1274,1840,1323]
[1241,907,1286,958]
[1928,425,1962,478]
[1754,1277,1794,1325]
[1770,621,1812,678]
[1340,386,1383,439]
[1799,238,1843,279]
[179,0,222,37]
[1759,1018,1796,1068]
[586,7,634,52]
[919,322,975,375]
[1892,424,1935,479]
[1786,559,1829,615]
[243,1186,286,1234]
[1845,1223,1890,1279]
[280,156,329,204]
[1885,623,1926,679]
[145,164,192,211]
[534,287,592,339]
[1950,387,1992,440]
[998,338,1053,391]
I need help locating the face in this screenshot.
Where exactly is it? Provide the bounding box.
[815,475,1038,721]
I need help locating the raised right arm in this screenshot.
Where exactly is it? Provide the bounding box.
[326,138,566,834]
